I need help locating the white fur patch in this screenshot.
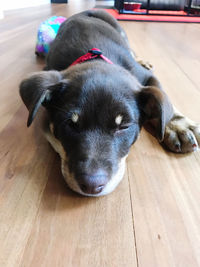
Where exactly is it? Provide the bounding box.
[45,124,66,160]
[115,115,123,125]
[97,156,127,196]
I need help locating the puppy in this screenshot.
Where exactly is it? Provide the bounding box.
[19,10,200,196]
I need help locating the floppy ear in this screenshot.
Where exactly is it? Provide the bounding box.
[19,70,63,127]
[138,86,173,142]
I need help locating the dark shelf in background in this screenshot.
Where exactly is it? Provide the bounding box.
[51,0,68,3]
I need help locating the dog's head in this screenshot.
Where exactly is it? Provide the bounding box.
[19,61,171,196]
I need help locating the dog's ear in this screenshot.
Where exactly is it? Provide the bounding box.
[137,86,173,142]
[19,70,63,127]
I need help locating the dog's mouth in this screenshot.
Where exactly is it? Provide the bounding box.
[61,157,127,197]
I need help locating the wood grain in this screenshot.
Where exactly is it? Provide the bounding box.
[0,2,200,267]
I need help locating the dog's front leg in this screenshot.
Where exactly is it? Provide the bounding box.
[163,108,200,153]
[141,75,200,153]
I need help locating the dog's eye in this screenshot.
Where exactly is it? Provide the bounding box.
[118,125,129,130]
[68,119,80,132]
[115,123,131,134]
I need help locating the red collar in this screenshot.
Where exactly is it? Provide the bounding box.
[69,48,113,67]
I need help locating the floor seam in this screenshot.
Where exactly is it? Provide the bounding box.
[127,163,139,267]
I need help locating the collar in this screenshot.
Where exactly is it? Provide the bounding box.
[69,48,113,67]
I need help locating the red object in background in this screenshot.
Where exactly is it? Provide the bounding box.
[124,2,142,11]
[103,8,200,22]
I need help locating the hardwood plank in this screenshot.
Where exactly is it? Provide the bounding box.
[20,169,137,267]
[128,132,200,267]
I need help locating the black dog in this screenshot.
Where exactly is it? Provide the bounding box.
[19,10,200,196]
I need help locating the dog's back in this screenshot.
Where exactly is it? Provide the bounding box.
[46,10,149,84]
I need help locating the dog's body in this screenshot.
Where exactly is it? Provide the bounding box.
[20,10,200,196]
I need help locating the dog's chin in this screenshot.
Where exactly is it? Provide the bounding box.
[61,156,127,197]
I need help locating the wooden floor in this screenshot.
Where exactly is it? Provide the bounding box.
[1,2,200,266]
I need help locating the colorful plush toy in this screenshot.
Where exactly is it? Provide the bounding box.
[35,16,67,57]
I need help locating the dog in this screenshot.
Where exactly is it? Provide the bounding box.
[19,10,200,197]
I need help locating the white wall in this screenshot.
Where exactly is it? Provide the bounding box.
[0,7,3,19]
[2,0,50,11]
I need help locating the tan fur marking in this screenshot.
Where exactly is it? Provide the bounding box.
[115,115,123,125]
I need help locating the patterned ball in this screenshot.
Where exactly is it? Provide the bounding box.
[35,16,67,57]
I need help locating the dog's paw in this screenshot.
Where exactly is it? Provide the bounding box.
[136,59,154,70]
[163,115,200,153]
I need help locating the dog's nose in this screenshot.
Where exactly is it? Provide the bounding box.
[80,184,105,194]
[78,170,108,195]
